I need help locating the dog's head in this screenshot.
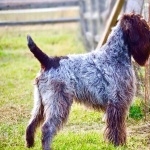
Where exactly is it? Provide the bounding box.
[120,13,150,66]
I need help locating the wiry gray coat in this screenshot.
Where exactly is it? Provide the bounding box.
[26,13,150,150]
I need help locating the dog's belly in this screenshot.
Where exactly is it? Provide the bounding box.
[73,84,108,111]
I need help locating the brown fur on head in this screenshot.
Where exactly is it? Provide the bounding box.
[121,13,150,66]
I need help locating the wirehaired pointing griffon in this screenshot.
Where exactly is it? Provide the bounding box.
[26,13,150,150]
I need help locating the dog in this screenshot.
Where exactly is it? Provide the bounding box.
[26,13,150,150]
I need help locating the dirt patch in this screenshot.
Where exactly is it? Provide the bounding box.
[129,121,150,147]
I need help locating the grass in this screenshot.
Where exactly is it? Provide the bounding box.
[0,23,150,150]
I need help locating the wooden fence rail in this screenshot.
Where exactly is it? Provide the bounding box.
[0,18,79,26]
[0,0,79,10]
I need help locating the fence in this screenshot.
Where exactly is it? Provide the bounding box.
[0,0,79,10]
[79,0,119,51]
[0,0,79,26]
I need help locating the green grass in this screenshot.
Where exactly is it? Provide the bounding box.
[0,24,150,150]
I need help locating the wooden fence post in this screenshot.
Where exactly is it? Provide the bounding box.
[96,0,124,48]
[79,0,107,51]
[144,0,150,120]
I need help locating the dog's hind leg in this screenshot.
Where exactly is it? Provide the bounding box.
[26,85,44,148]
[104,101,128,146]
[41,82,73,150]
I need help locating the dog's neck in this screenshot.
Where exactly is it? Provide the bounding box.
[107,23,127,50]
[103,23,131,65]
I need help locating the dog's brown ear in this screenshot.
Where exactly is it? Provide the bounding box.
[121,17,139,44]
[121,14,150,66]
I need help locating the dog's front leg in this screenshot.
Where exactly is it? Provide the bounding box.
[104,101,128,146]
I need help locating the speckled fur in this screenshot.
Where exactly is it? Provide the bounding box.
[26,13,150,150]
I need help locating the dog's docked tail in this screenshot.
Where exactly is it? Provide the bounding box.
[27,35,50,69]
